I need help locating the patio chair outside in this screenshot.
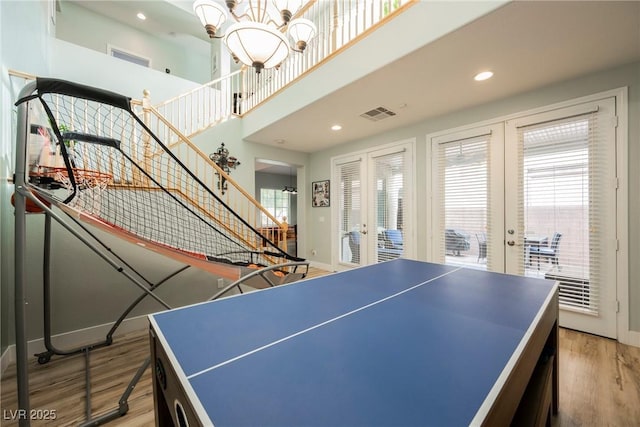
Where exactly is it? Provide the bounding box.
[476,232,487,263]
[529,232,562,268]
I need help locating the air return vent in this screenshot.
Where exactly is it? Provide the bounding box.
[360,106,397,122]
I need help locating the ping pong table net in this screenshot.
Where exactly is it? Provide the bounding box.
[18,78,302,271]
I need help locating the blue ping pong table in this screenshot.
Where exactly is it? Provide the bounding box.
[149,259,558,426]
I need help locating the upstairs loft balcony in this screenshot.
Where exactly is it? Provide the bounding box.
[53,0,508,146]
[151,0,417,138]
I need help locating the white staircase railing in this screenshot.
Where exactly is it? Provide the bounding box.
[152,70,244,141]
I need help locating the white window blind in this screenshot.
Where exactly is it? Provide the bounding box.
[437,134,490,266]
[337,160,362,264]
[372,150,406,262]
[517,111,603,313]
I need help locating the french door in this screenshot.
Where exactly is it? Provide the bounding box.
[504,98,617,337]
[430,124,505,271]
[334,141,414,268]
[430,96,618,338]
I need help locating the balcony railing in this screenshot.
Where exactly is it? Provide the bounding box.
[239,0,413,113]
[152,0,413,140]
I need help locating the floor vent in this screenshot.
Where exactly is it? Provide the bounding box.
[360,106,397,121]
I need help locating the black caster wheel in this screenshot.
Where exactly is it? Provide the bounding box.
[37,353,52,364]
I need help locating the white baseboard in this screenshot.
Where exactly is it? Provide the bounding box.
[1,315,149,375]
[1,346,13,375]
[310,260,333,272]
[620,329,640,348]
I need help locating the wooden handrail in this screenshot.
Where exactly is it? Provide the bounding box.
[8,69,36,80]
[142,102,285,230]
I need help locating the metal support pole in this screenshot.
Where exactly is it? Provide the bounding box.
[84,349,92,421]
[13,81,37,427]
[106,265,190,342]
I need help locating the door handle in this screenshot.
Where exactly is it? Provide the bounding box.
[507,240,515,246]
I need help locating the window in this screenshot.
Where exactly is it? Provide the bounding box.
[434,133,491,268]
[260,188,290,226]
[518,114,598,312]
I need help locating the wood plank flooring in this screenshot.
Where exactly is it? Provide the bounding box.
[557,328,640,426]
[1,270,638,426]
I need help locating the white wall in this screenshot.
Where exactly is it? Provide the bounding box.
[190,119,309,197]
[56,0,211,84]
[51,39,201,102]
[1,0,54,355]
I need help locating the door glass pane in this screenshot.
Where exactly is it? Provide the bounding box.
[438,135,489,269]
[519,113,600,313]
[372,151,405,262]
[337,161,362,264]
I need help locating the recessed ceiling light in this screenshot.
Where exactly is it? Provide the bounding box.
[474,71,493,81]
[137,12,146,20]
[331,124,342,131]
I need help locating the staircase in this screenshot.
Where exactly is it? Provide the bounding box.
[126,0,413,248]
[9,0,413,257]
[132,86,291,253]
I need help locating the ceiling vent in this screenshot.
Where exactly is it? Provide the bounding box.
[360,106,397,122]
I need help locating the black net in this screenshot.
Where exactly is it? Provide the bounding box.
[21,78,296,268]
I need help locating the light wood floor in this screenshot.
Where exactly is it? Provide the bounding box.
[1,269,639,426]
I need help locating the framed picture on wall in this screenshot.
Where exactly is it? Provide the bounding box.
[312,180,330,207]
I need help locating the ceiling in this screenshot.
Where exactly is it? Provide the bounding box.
[67,0,211,52]
[248,0,640,152]
[68,0,640,158]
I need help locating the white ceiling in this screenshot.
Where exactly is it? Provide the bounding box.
[67,0,211,54]
[68,0,640,158]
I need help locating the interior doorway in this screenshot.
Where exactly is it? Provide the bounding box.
[255,159,300,257]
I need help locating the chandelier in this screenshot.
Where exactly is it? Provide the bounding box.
[209,143,240,194]
[283,166,297,194]
[193,0,317,73]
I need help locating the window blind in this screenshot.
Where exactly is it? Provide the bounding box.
[337,160,362,264]
[517,111,603,313]
[437,134,490,266]
[372,150,406,262]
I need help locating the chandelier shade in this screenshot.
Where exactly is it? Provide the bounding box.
[193,0,228,38]
[273,0,303,22]
[194,0,317,73]
[224,21,290,72]
[288,18,316,51]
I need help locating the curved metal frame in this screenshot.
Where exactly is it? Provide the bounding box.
[209,261,310,300]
